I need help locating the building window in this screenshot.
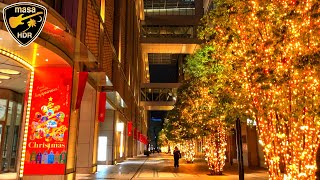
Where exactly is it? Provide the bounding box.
[144,0,195,16]
[43,0,63,14]
[100,0,105,22]
[141,25,194,38]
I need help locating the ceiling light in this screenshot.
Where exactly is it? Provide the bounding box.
[0,38,3,40]
[37,53,39,56]
[45,59,48,62]
[0,69,20,75]
[0,75,10,80]
[0,81,2,83]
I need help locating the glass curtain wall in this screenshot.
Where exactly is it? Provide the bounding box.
[144,0,195,16]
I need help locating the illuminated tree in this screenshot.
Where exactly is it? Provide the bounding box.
[186,45,251,174]
[199,0,320,179]
[203,123,227,175]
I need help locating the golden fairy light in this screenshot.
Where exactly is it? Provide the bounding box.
[203,123,227,175]
[198,0,320,179]
[184,140,195,163]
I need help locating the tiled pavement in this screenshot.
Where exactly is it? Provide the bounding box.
[77,153,269,180]
[0,154,268,180]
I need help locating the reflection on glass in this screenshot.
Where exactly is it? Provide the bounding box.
[10,103,22,169]
[2,101,13,171]
[6,101,13,126]
[0,99,7,121]
[15,104,22,125]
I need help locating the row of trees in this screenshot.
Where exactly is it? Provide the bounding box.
[162,0,320,179]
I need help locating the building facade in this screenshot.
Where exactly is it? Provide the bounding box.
[0,0,146,179]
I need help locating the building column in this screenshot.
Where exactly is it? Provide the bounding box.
[76,83,97,174]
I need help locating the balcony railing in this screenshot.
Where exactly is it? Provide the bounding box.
[141,26,194,39]
[141,88,177,102]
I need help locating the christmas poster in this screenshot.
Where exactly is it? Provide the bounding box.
[23,67,72,175]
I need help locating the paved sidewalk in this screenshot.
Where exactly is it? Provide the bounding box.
[76,153,269,180]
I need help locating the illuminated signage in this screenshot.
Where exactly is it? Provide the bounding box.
[23,67,72,175]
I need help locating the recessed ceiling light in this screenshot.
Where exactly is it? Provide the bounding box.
[0,38,3,40]
[37,53,40,56]
[45,59,48,62]
[0,75,10,80]
[24,81,26,83]
[0,81,2,83]
[0,69,20,75]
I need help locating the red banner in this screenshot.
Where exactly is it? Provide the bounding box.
[98,92,106,122]
[75,72,88,109]
[139,134,147,145]
[141,135,148,144]
[24,67,73,175]
[127,121,132,136]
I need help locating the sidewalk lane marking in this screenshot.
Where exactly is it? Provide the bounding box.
[131,157,149,179]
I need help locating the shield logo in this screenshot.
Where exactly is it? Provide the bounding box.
[3,2,47,47]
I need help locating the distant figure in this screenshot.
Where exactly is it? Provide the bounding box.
[173,146,181,168]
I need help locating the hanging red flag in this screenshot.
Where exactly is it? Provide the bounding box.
[98,92,106,122]
[75,72,88,109]
[128,121,132,136]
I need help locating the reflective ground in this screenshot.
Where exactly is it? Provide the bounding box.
[77,153,268,180]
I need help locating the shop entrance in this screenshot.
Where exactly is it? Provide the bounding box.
[0,54,29,173]
[1,101,23,172]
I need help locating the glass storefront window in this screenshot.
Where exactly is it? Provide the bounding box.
[0,88,24,172]
[0,99,7,122]
[6,101,13,126]
[15,104,22,126]
[10,103,22,169]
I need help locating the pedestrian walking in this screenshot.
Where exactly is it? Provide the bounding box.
[173,146,181,168]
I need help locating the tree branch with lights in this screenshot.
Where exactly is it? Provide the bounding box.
[199,0,320,179]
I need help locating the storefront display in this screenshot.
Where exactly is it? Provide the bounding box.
[23,67,72,175]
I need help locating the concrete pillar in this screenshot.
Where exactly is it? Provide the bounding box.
[76,83,97,173]
[195,0,204,17]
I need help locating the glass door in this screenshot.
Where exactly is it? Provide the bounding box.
[0,99,7,172]
[1,101,22,172]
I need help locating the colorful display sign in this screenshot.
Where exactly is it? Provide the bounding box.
[24,67,73,175]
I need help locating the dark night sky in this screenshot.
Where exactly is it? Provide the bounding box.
[148,59,179,149]
[149,111,167,149]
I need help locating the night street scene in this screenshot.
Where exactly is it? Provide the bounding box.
[0,0,319,180]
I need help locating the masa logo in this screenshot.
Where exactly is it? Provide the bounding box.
[3,2,47,47]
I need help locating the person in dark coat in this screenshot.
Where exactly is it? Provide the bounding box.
[173,146,181,168]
